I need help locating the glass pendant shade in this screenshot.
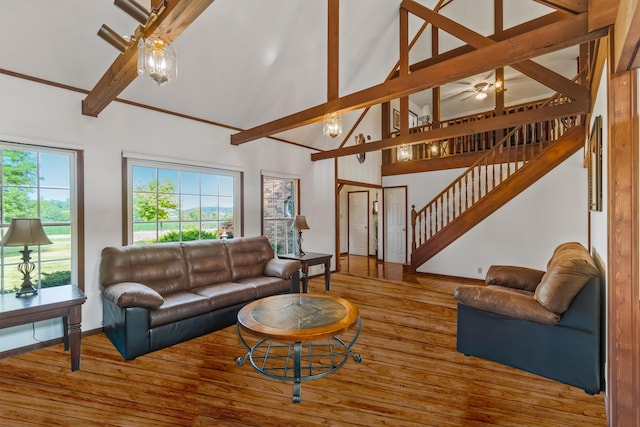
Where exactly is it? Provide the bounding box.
[138,37,177,86]
[397,144,412,162]
[323,113,343,139]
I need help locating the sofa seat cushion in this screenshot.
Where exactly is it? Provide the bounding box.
[534,242,601,314]
[149,292,212,328]
[454,285,561,325]
[235,276,292,298]
[191,282,258,310]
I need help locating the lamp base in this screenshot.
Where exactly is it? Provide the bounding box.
[16,284,38,298]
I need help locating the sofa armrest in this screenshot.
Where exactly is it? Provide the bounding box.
[485,265,545,292]
[454,285,560,325]
[264,258,302,279]
[102,282,164,309]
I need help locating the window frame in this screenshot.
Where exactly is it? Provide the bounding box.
[261,174,300,256]
[124,157,243,245]
[0,141,82,294]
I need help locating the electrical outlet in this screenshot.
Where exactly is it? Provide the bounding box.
[477,267,483,274]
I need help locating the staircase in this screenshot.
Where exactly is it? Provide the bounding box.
[409,112,585,270]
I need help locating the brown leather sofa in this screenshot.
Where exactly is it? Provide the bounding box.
[454,242,603,394]
[100,236,301,360]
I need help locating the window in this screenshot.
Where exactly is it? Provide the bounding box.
[262,175,298,255]
[127,159,241,244]
[0,143,78,294]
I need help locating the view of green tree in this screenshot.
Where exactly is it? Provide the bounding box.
[133,179,179,222]
[40,199,71,222]
[2,149,38,220]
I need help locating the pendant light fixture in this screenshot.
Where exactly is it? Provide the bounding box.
[323,113,343,139]
[397,144,412,162]
[138,37,177,86]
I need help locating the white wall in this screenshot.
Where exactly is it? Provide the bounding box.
[589,61,609,272]
[383,150,589,279]
[0,75,335,350]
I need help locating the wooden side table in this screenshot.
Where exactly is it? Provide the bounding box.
[0,285,87,371]
[279,252,332,293]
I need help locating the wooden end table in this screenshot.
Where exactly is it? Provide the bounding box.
[278,252,332,293]
[236,293,362,403]
[0,285,87,371]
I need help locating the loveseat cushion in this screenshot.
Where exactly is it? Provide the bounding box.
[534,242,600,314]
[182,240,232,288]
[224,236,275,280]
[454,285,561,325]
[100,243,189,296]
[148,291,212,328]
[102,282,165,309]
[485,265,545,292]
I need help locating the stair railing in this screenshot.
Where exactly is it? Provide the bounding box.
[410,91,581,253]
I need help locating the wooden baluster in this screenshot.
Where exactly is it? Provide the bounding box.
[410,205,417,253]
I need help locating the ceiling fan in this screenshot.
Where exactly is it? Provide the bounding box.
[460,81,505,101]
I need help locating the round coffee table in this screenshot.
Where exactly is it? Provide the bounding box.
[236,293,362,403]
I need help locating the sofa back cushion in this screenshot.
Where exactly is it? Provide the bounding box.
[534,242,600,314]
[181,240,232,288]
[100,243,189,296]
[224,236,274,280]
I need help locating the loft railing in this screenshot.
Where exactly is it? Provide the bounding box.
[388,97,572,163]
[410,93,581,253]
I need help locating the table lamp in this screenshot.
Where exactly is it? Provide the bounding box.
[0,218,52,297]
[292,215,310,256]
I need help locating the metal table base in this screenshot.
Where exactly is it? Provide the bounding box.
[236,318,362,403]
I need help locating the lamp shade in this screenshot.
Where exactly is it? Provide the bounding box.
[0,218,52,246]
[292,215,310,230]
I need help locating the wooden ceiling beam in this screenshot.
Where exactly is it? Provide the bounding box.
[397,11,570,77]
[82,0,213,117]
[533,0,587,13]
[589,0,619,31]
[402,0,587,100]
[231,12,605,145]
[327,0,339,100]
[614,0,640,72]
[310,97,589,161]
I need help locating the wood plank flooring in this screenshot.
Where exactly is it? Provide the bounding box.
[0,269,606,426]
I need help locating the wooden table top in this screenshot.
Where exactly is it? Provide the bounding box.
[237,294,359,342]
[278,252,332,262]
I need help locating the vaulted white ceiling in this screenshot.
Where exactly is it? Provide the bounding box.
[0,0,578,151]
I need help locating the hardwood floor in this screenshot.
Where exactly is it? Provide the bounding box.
[0,265,606,426]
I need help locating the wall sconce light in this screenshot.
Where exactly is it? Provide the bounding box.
[397,144,412,162]
[138,37,177,86]
[291,215,310,256]
[372,200,379,215]
[323,113,343,139]
[0,218,52,297]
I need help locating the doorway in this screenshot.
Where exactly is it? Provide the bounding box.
[383,186,407,263]
[348,191,369,256]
